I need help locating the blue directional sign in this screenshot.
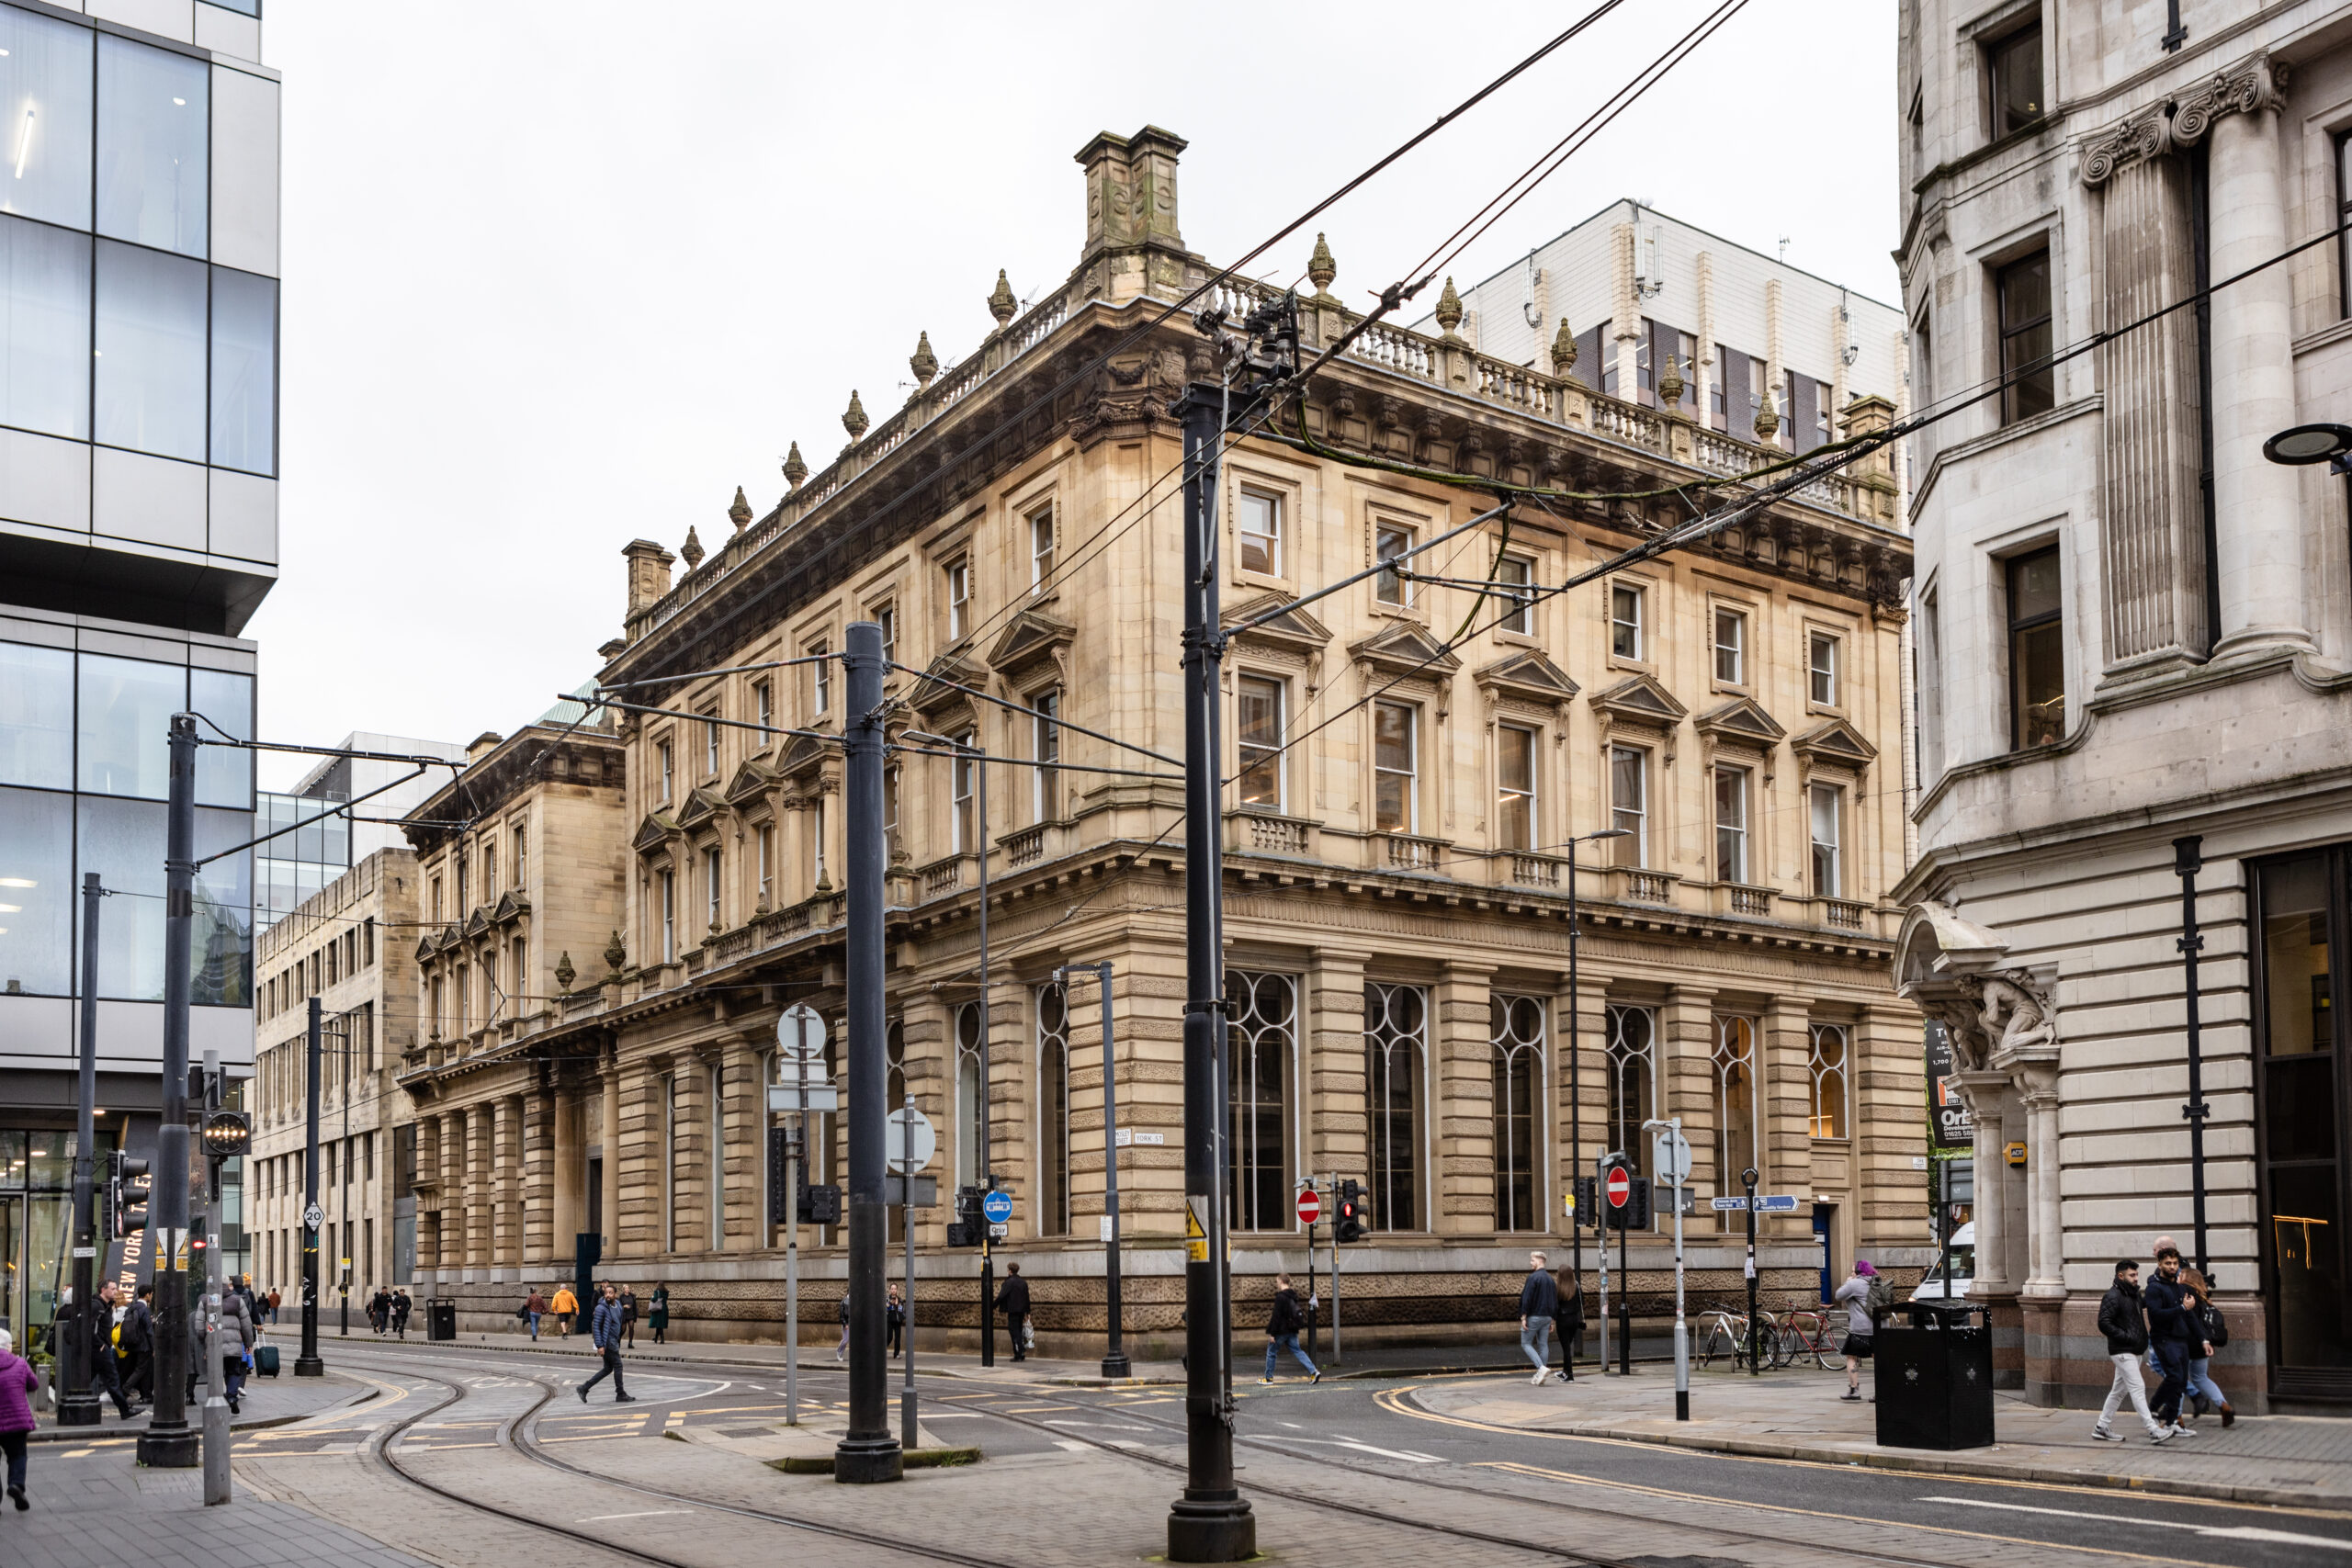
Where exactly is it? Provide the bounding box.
[1758,1194,1800,1213]
[981,1190,1014,1224]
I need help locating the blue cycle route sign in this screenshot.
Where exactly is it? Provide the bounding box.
[982,1190,1014,1224]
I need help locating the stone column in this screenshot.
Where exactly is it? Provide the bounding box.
[526,1082,554,1267]
[1951,1071,2013,1292]
[491,1097,517,1278]
[466,1107,490,1273]
[551,1081,581,1262]
[721,1034,762,1251]
[2018,1066,2065,1300]
[1433,962,1497,1235]
[600,1059,623,1257]
[2201,71,2307,654]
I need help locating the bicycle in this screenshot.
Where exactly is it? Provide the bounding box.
[1696,1305,1777,1371]
[1774,1301,1847,1370]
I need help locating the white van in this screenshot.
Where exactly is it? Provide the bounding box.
[1912,1223,1974,1301]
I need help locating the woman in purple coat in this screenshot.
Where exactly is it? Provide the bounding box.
[0,1326,38,1510]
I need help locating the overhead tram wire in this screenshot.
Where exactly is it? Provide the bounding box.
[1251,212,2352,773]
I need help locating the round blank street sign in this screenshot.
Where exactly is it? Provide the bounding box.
[887,1107,936,1174]
[1296,1189,1323,1225]
[776,1004,828,1058]
[1605,1167,1632,1209]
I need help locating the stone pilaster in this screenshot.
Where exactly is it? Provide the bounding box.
[524,1082,554,1267]
[721,1034,761,1251]
[1657,986,1719,1213]
[1433,962,1496,1234]
[1759,996,1813,1243]
[1303,949,1370,1190]
[491,1096,518,1275]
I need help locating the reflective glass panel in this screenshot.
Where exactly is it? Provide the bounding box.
[0,212,87,438]
[95,238,205,460]
[191,666,253,808]
[0,639,72,787]
[0,784,71,995]
[193,805,252,1006]
[0,6,91,228]
[210,266,276,475]
[76,794,164,998]
[76,652,180,798]
[96,35,206,258]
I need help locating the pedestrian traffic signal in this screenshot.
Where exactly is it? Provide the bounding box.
[1334,1179,1364,1244]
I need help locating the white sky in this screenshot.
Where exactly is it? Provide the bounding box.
[247,0,1898,789]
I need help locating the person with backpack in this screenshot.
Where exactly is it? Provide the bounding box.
[1259,1272,1318,1384]
[2093,1258,2172,1443]
[121,1284,155,1404]
[2177,1268,2233,1427]
[1832,1260,1887,1401]
[1555,1267,1585,1380]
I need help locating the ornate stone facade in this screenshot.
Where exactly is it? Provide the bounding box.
[393,128,1927,1348]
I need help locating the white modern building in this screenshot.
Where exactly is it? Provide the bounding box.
[258,731,468,931]
[0,0,278,1339]
[1424,199,1910,474]
[1892,0,2352,1414]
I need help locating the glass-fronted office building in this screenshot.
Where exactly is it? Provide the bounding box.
[0,0,277,1346]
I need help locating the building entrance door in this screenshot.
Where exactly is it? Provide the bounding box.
[2254,851,2352,1400]
[1811,1203,1835,1303]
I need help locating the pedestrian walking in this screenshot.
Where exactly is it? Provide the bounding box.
[218,1285,256,1416]
[1555,1267,1585,1379]
[886,1283,905,1359]
[1516,1250,1559,1386]
[2144,1247,2198,1434]
[995,1263,1032,1361]
[266,1286,281,1325]
[550,1283,578,1338]
[2178,1268,2235,1427]
[649,1284,670,1347]
[1259,1272,1319,1384]
[620,1284,639,1349]
[524,1288,548,1341]
[391,1288,413,1338]
[371,1286,393,1337]
[1833,1260,1881,1401]
[576,1283,635,1404]
[835,1292,851,1360]
[87,1281,135,1419]
[0,1328,37,1512]
[2092,1258,2172,1443]
[122,1285,155,1404]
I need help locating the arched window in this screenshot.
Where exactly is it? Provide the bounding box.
[1036,981,1069,1235]
[1606,1004,1657,1229]
[1808,1023,1849,1139]
[1713,1015,1759,1228]
[955,1001,986,1189]
[1227,971,1295,1230]
[1491,995,1544,1231]
[1363,982,1425,1231]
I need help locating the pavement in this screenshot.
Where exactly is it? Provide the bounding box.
[29,1365,371,1440]
[1411,1359,2352,1509]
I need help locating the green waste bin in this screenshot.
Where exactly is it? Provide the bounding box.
[1873,1299,1994,1450]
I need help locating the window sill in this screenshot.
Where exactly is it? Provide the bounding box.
[1604,654,1657,679]
[1232,567,1291,594]
[1709,679,1753,700]
[1493,628,1542,649]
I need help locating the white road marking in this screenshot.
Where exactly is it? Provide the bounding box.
[577,1509,695,1522]
[1051,1439,1093,1451]
[1276,1437,1443,1463]
[1917,1496,2352,1552]
[1043,1419,1152,1431]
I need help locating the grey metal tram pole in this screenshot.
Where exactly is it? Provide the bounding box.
[1094,961,1131,1379]
[833,620,902,1484]
[138,714,200,1468]
[1167,379,1255,1563]
[901,1090,919,1453]
[295,997,325,1376]
[973,733,996,1371]
[2175,836,2212,1277]
[59,874,103,1427]
[1566,834,1582,1348]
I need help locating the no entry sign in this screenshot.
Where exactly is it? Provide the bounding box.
[1605,1166,1632,1209]
[1296,1188,1323,1225]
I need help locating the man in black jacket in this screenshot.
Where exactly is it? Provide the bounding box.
[121,1285,155,1405]
[86,1281,137,1419]
[1258,1273,1318,1384]
[2093,1259,2170,1443]
[995,1263,1032,1362]
[2143,1247,2198,1434]
[1518,1250,1560,1387]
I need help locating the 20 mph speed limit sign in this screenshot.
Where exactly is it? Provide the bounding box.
[1296,1189,1323,1225]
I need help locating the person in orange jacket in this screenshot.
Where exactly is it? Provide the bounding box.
[549,1283,580,1338]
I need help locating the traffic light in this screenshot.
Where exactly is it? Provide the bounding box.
[111,1153,150,1238]
[1600,1156,1651,1230]
[798,1178,842,1226]
[1334,1179,1364,1244]
[946,1184,985,1247]
[766,1125,793,1220]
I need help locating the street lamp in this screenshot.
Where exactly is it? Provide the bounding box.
[1562,825,1631,1373]
[2260,423,2352,472]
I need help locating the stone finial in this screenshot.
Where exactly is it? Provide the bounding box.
[842,389,869,443]
[1433,276,1465,339]
[1753,386,1781,443]
[909,331,939,389]
[603,930,626,974]
[554,951,576,990]
[728,485,752,531]
[988,269,1018,326]
[1551,316,1577,375]
[782,441,808,490]
[1307,232,1338,301]
[1657,352,1684,412]
[680,525,705,569]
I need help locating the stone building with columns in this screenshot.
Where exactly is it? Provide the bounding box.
[394,125,1930,1347]
[1893,2,2352,1412]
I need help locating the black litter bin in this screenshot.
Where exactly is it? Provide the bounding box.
[1874,1299,1994,1450]
[427,1297,458,1342]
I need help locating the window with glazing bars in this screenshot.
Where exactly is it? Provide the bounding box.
[1808,1023,1849,1139]
[1491,995,1543,1231]
[1363,982,1424,1230]
[1036,981,1069,1235]
[1227,970,1295,1230]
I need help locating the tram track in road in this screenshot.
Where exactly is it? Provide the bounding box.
[347,1353,1028,1568]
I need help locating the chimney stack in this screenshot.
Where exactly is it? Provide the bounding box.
[1071,125,1193,304]
[622,538,677,622]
